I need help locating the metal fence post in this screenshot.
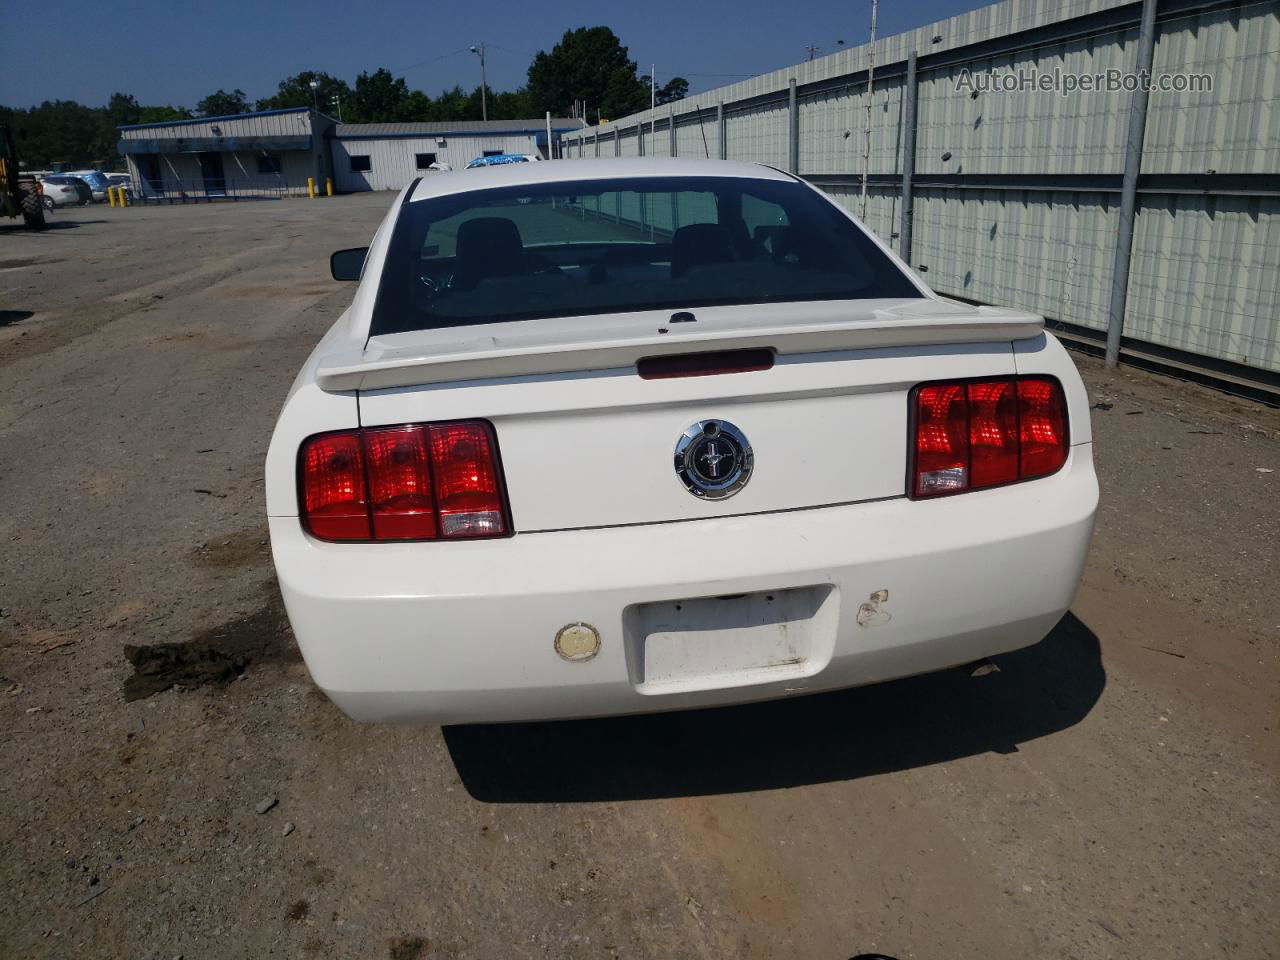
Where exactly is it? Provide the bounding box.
[638,122,645,157]
[788,79,799,174]
[1106,0,1158,367]
[899,50,918,261]
[670,111,677,157]
[717,102,726,159]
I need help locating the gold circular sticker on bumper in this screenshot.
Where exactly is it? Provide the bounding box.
[555,622,601,662]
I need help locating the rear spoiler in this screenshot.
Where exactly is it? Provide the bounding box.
[315,307,1044,393]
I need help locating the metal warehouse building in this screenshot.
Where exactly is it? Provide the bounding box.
[118,107,335,199]
[330,118,585,192]
[561,0,1280,392]
[117,111,585,197]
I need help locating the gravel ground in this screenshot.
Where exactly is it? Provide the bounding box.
[1,197,1276,960]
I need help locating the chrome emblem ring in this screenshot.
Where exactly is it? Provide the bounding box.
[674,420,753,500]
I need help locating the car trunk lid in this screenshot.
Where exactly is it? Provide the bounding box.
[348,298,1037,530]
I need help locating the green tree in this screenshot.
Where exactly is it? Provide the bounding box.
[526,27,647,119]
[349,69,409,122]
[12,100,104,168]
[1,96,193,170]
[256,71,353,116]
[137,104,193,124]
[96,93,143,167]
[104,92,142,127]
[656,77,689,105]
[488,88,532,121]
[400,89,434,122]
[196,89,250,117]
[430,85,470,122]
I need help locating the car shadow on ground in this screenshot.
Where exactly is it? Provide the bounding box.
[444,612,1104,803]
[0,310,34,327]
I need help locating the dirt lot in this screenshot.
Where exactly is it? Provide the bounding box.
[1,197,1276,960]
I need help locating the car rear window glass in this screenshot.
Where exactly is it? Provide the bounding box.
[371,176,921,335]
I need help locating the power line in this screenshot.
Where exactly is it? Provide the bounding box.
[392,48,470,76]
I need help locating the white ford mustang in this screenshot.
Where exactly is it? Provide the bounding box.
[265,158,1098,725]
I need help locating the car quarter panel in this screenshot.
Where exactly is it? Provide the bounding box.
[1014,332,1094,446]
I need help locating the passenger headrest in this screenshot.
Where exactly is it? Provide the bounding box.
[671,223,735,278]
[456,217,524,263]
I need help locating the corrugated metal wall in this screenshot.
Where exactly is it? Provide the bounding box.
[332,133,543,191]
[913,26,1139,176]
[1145,3,1280,174]
[561,0,1280,379]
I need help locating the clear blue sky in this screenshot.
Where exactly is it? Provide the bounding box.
[0,0,991,109]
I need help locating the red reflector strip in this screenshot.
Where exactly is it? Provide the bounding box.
[298,420,510,542]
[910,376,1068,499]
[637,349,774,380]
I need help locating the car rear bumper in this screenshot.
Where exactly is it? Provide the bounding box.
[270,445,1098,725]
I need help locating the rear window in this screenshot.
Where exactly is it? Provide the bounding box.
[371,175,921,336]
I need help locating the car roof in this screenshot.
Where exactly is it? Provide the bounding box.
[407,157,793,203]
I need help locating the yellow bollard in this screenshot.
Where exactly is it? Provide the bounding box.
[107,187,116,207]
[307,177,316,199]
[121,188,129,207]
[325,177,333,197]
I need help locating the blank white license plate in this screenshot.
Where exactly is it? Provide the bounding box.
[625,585,837,693]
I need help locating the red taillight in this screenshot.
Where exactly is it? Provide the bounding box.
[1018,378,1068,479]
[301,433,370,540]
[364,426,435,540]
[298,420,509,542]
[427,422,507,538]
[968,379,1019,488]
[913,383,968,496]
[910,376,1068,499]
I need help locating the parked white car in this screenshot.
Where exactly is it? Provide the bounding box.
[266,158,1098,725]
[38,177,84,208]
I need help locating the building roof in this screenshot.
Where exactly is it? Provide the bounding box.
[332,119,587,139]
[118,106,336,132]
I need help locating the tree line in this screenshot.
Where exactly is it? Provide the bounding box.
[0,27,687,169]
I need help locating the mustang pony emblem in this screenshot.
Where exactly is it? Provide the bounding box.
[674,420,753,499]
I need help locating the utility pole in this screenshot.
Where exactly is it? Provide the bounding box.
[1105,0,1157,367]
[651,64,657,148]
[330,95,343,122]
[309,78,319,112]
[469,43,488,121]
[860,0,878,218]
